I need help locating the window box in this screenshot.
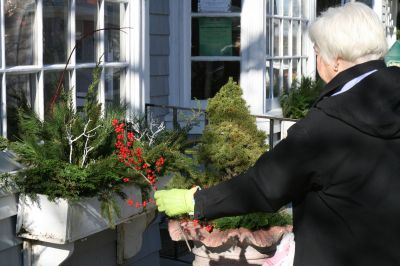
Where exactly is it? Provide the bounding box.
[16,185,143,244]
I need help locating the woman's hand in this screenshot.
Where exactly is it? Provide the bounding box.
[154,187,198,216]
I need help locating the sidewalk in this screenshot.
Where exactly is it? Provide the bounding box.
[159,214,194,265]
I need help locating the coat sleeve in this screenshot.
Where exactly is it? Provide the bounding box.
[193,121,321,220]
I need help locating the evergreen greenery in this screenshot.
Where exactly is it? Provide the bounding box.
[168,78,292,230]
[0,136,8,151]
[212,211,292,231]
[1,65,198,226]
[280,77,324,119]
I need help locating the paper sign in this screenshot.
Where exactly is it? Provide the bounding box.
[199,18,232,56]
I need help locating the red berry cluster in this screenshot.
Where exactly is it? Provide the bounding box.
[192,219,214,233]
[112,119,165,208]
[126,198,156,208]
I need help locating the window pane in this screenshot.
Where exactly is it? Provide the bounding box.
[191,61,240,100]
[283,0,290,16]
[6,74,36,139]
[293,0,301,17]
[317,0,341,15]
[356,0,373,7]
[76,0,97,63]
[283,59,290,92]
[274,0,282,15]
[105,68,123,107]
[44,71,69,116]
[292,59,298,81]
[192,0,242,13]
[283,20,290,56]
[266,18,272,56]
[265,60,280,110]
[273,19,279,56]
[76,68,95,111]
[265,60,272,98]
[292,20,299,56]
[266,0,271,15]
[192,17,240,57]
[105,2,125,62]
[44,0,68,64]
[5,0,35,66]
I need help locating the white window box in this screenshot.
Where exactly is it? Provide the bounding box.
[16,185,143,244]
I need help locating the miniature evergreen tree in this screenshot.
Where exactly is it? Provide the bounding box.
[197,78,267,185]
[168,78,292,229]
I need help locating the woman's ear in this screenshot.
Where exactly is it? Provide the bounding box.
[332,57,340,72]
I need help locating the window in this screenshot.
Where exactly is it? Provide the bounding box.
[266,0,309,111]
[171,1,313,114]
[190,0,241,100]
[1,0,145,139]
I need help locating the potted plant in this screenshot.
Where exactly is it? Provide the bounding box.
[278,77,324,139]
[280,77,324,120]
[0,65,190,245]
[166,78,292,265]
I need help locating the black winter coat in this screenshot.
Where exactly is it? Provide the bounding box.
[194,60,400,266]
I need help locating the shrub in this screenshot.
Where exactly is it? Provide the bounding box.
[280,77,324,119]
[169,78,291,230]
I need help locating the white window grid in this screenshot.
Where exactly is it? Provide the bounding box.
[265,0,309,108]
[0,0,131,138]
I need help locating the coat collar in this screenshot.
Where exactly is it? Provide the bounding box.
[314,60,387,105]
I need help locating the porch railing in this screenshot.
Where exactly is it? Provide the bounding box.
[144,103,298,149]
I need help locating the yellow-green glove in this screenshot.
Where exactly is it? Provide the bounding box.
[154,187,198,216]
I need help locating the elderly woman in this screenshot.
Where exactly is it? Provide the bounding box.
[155,3,400,265]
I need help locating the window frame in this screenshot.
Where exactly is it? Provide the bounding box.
[0,0,149,138]
[170,0,315,115]
[265,0,313,112]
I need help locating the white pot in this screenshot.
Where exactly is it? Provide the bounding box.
[16,185,143,244]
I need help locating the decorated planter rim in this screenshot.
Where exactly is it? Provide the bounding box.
[168,219,293,248]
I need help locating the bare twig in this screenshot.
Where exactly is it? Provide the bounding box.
[65,119,102,166]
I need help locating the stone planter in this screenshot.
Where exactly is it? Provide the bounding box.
[168,219,292,266]
[16,185,143,244]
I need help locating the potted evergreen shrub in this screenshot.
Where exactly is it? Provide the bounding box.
[1,66,193,245]
[166,78,292,265]
[278,77,324,138]
[280,77,324,119]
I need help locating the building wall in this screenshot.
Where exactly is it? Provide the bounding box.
[149,0,170,106]
[0,215,22,266]
[60,218,161,266]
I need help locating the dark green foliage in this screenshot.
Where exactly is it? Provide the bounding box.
[129,116,201,195]
[198,78,267,182]
[280,77,325,119]
[101,198,121,228]
[168,78,292,230]
[1,66,129,224]
[0,137,8,150]
[213,212,292,230]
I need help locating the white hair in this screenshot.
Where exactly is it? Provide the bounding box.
[308,2,388,64]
